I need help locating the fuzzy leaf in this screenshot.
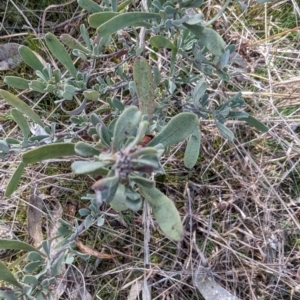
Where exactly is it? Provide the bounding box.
[23,275,38,285]
[181,0,204,8]
[45,32,77,78]
[0,262,23,289]
[5,162,25,196]
[78,0,103,12]
[27,251,44,262]
[125,197,143,211]
[0,90,44,127]
[29,80,47,93]
[88,12,120,28]
[83,90,99,101]
[96,123,112,147]
[0,239,45,256]
[22,143,76,164]
[150,36,176,50]
[148,112,198,148]
[24,261,41,273]
[215,121,235,141]
[60,34,90,53]
[183,24,226,57]
[71,161,107,174]
[112,106,141,152]
[94,12,160,36]
[184,127,201,169]
[129,175,155,188]
[74,141,100,157]
[92,175,119,203]
[4,76,30,90]
[192,78,207,108]
[0,289,18,300]
[0,140,10,153]
[11,108,30,141]
[240,115,268,132]
[139,186,183,241]
[110,184,128,212]
[133,57,156,121]
[18,45,45,72]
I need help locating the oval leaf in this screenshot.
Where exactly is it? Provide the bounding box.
[71,161,107,174]
[150,36,176,50]
[240,115,268,133]
[184,127,201,169]
[11,108,30,141]
[0,289,18,300]
[133,57,156,121]
[148,112,198,148]
[60,34,90,53]
[0,262,23,289]
[0,239,44,256]
[215,121,234,141]
[22,143,75,164]
[45,32,77,78]
[110,184,128,212]
[0,90,43,127]
[94,12,160,37]
[4,76,30,90]
[5,162,25,197]
[88,12,120,28]
[183,24,226,57]
[18,45,45,72]
[139,186,183,241]
[78,0,103,12]
[74,141,100,157]
[112,106,141,152]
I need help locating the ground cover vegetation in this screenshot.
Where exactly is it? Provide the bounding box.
[0,0,299,299]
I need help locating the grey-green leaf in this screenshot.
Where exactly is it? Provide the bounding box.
[0,140,10,153]
[184,127,201,169]
[183,24,226,57]
[88,12,120,28]
[5,162,25,197]
[0,239,45,256]
[11,108,30,141]
[96,123,112,147]
[192,78,207,108]
[215,121,235,141]
[133,57,156,121]
[94,12,160,37]
[112,106,142,152]
[78,0,103,12]
[22,143,76,164]
[138,186,183,241]
[129,175,155,188]
[0,262,23,289]
[240,115,269,132]
[148,112,198,148]
[60,34,90,53]
[4,76,30,90]
[71,161,107,174]
[110,184,128,212]
[150,36,176,50]
[0,90,43,127]
[29,80,47,93]
[45,32,77,78]
[0,289,18,300]
[18,45,45,72]
[75,141,100,157]
[92,175,119,203]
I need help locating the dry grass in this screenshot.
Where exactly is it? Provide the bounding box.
[1,0,300,299]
